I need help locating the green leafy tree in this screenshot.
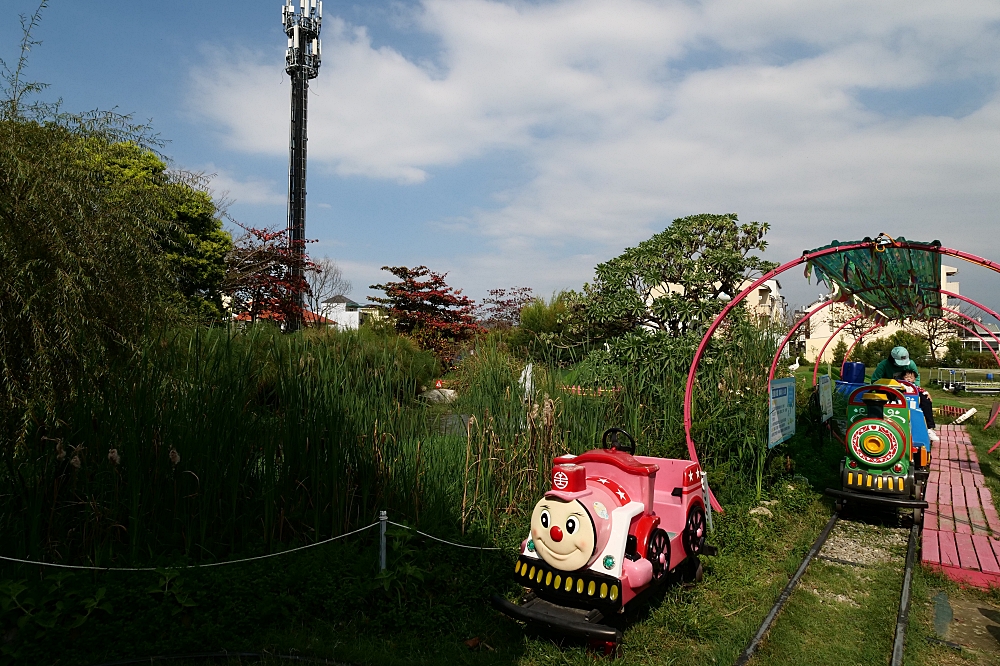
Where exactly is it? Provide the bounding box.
[583,213,777,337]
[943,338,968,367]
[832,338,849,367]
[0,118,173,439]
[855,330,930,369]
[90,142,233,321]
[0,3,221,446]
[162,175,233,321]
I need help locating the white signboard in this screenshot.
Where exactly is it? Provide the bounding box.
[768,377,797,448]
[818,374,834,423]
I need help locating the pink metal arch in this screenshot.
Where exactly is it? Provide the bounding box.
[812,315,867,385]
[683,242,1000,513]
[841,324,883,372]
[941,290,1000,430]
[942,307,1000,369]
[767,300,835,381]
[941,291,1000,338]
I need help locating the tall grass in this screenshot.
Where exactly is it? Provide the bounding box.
[1,326,447,565]
[0,319,780,568]
[451,319,781,537]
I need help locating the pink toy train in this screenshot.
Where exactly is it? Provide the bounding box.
[492,428,713,644]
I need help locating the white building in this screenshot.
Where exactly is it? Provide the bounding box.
[319,296,386,330]
[643,278,786,332]
[320,295,362,330]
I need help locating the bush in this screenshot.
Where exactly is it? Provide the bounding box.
[854,330,930,368]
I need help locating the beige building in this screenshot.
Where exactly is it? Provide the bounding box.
[645,278,786,331]
[794,265,960,363]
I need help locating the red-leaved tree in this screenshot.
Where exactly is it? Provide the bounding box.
[369,265,482,354]
[224,224,316,326]
[478,287,535,329]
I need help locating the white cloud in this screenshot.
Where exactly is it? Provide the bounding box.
[203,165,285,206]
[188,0,1000,303]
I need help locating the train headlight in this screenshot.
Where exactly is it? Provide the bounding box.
[862,435,886,456]
[848,460,858,469]
[893,463,902,473]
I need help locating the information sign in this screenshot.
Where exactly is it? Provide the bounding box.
[768,377,796,448]
[818,374,834,423]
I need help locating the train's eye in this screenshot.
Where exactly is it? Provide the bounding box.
[540,510,550,528]
[566,517,578,535]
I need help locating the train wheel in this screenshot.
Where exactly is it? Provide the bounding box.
[683,505,707,557]
[646,528,670,579]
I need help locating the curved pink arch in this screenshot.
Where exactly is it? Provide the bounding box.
[683,242,1000,513]
[942,290,1000,331]
[813,315,867,385]
[942,307,1000,369]
[940,290,1000,430]
[767,300,836,381]
[841,324,883,373]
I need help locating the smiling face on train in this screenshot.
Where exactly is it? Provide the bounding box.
[529,497,596,571]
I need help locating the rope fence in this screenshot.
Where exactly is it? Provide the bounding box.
[0,512,501,573]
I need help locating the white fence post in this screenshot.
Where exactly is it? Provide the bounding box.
[379,510,387,571]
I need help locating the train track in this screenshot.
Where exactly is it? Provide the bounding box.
[734,510,921,666]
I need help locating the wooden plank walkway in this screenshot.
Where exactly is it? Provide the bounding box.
[921,424,1000,589]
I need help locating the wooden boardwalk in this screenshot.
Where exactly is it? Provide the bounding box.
[921,424,1000,588]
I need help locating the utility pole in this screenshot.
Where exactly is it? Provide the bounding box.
[282,0,322,331]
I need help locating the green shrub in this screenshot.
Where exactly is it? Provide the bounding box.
[854,330,930,368]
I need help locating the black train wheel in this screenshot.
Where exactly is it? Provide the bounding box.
[646,528,670,579]
[683,504,707,557]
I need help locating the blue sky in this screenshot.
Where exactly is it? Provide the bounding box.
[4,0,1000,317]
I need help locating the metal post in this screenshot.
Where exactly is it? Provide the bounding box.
[379,510,387,571]
[701,472,714,532]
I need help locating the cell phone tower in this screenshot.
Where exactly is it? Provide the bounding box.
[282,0,322,331]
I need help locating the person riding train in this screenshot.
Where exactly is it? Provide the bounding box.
[870,346,938,442]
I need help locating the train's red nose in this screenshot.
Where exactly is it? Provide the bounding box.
[550,526,563,542]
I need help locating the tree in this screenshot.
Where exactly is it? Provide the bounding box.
[583,214,777,337]
[369,265,482,354]
[162,172,233,321]
[854,330,930,368]
[224,225,315,325]
[90,142,233,322]
[832,338,849,367]
[904,315,959,362]
[1,6,177,440]
[824,303,876,346]
[305,256,352,319]
[478,287,534,329]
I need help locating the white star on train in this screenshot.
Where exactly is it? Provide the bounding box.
[616,489,627,500]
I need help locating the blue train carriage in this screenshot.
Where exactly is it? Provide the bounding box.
[825,377,931,519]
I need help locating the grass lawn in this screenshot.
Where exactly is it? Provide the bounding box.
[23,365,1000,666]
[141,427,952,666]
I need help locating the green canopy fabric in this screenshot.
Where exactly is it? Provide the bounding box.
[805,237,942,321]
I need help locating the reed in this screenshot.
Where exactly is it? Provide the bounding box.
[0,319,778,568]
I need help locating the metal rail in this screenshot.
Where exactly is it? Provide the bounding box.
[733,512,840,666]
[735,508,922,666]
[890,519,920,666]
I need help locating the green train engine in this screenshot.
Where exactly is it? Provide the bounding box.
[826,381,930,517]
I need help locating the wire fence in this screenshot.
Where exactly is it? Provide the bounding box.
[0,512,501,573]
